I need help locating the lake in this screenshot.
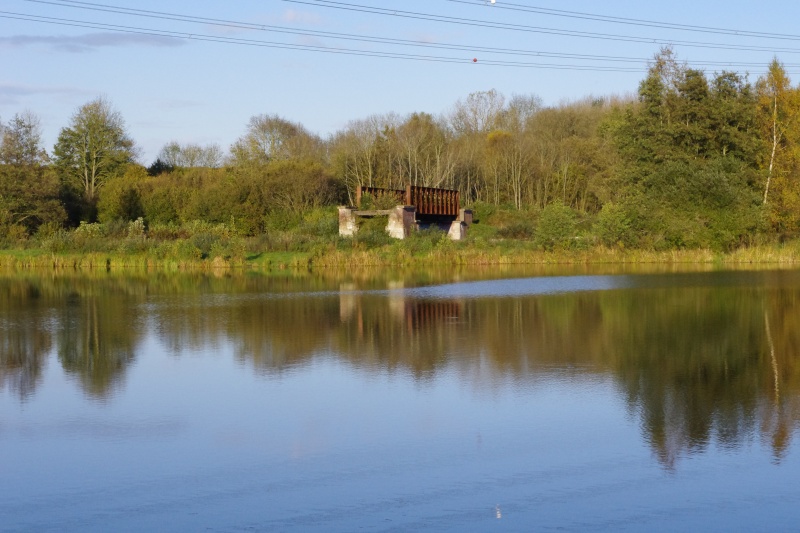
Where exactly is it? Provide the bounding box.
[2,266,800,531]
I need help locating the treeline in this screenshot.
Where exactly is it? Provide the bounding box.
[3,49,800,251]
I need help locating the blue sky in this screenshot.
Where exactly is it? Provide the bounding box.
[3,0,800,163]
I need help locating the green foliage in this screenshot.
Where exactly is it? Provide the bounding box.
[3,59,799,253]
[141,184,179,225]
[53,97,137,220]
[534,202,577,250]
[353,215,394,248]
[468,201,496,224]
[1,111,49,166]
[297,208,339,237]
[609,49,768,250]
[0,164,66,235]
[0,113,66,235]
[97,165,147,223]
[359,192,399,210]
[594,202,634,247]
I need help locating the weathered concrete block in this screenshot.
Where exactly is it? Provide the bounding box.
[338,206,358,237]
[459,208,473,226]
[386,206,416,239]
[448,220,467,240]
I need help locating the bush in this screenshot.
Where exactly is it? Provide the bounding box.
[469,201,496,224]
[534,202,577,251]
[0,224,28,247]
[360,192,399,210]
[354,216,393,248]
[97,165,147,223]
[127,217,146,240]
[497,221,535,239]
[404,226,445,255]
[594,202,635,248]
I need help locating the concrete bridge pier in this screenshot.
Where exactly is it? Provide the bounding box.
[386,206,416,239]
[338,206,358,237]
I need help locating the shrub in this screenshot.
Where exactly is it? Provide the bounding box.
[497,221,535,239]
[354,215,393,248]
[534,202,577,251]
[594,202,635,248]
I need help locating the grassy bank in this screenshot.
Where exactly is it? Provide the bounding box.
[2,210,800,272]
[2,238,800,272]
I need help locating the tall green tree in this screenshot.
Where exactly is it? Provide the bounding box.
[53,97,137,221]
[0,112,65,236]
[611,49,763,249]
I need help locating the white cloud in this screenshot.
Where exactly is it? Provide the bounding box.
[281,9,323,26]
[0,83,85,105]
[0,32,185,53]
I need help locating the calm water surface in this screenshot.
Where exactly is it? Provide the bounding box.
[2,267,800,531]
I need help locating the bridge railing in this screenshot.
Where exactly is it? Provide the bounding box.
[356,185,460,217]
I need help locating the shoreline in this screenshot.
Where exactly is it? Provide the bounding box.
[1,242,800,273]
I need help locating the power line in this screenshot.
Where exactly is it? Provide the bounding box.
[19,0,652,65]
[445,0,800,43]
[0,11,648,71]
[15,0,800,68]
[20,0,655,64]
[280,0,800,54]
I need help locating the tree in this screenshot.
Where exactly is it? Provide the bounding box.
[53,97,137,220]
[330,117,381,201]
[389,112,454,188]
[0,112,65,235]
[609,49,764,249]
[448,90,506,204]
[156,141,223,168]
[450,89,505,135]
[229,114,322,166]
[0,111,49,166]
[756,59,799,206]
[97,165,147,223]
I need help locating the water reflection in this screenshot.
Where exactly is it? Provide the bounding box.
[0,278,53,400]
[1,270,800,467]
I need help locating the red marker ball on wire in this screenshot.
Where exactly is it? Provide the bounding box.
[473,58,477,63]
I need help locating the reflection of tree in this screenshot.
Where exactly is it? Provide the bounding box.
[0,280,52,400]
[331,281,800,468]
[758,291,800,463]
[57,290,141,398]
[228,295,342,371]
[0,274,147,399]
[180,275,800,467]
[4,270,800,467]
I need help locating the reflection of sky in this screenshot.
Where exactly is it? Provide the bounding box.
[4,272,800,530]
[2,325,799,531]
[405,275,631,299]
[0,341,647,531]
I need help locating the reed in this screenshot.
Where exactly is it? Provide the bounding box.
[2,237,799,272]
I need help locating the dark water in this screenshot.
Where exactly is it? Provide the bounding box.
[2,267,800,531]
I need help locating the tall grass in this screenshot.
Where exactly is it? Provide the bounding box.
[1,205,799,271]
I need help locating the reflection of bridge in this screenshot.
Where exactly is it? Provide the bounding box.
[339,185,472,240]
[340,285,462,337]
[402,300,462,334]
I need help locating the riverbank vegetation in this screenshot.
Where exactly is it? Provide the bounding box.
[3,49,800,268]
